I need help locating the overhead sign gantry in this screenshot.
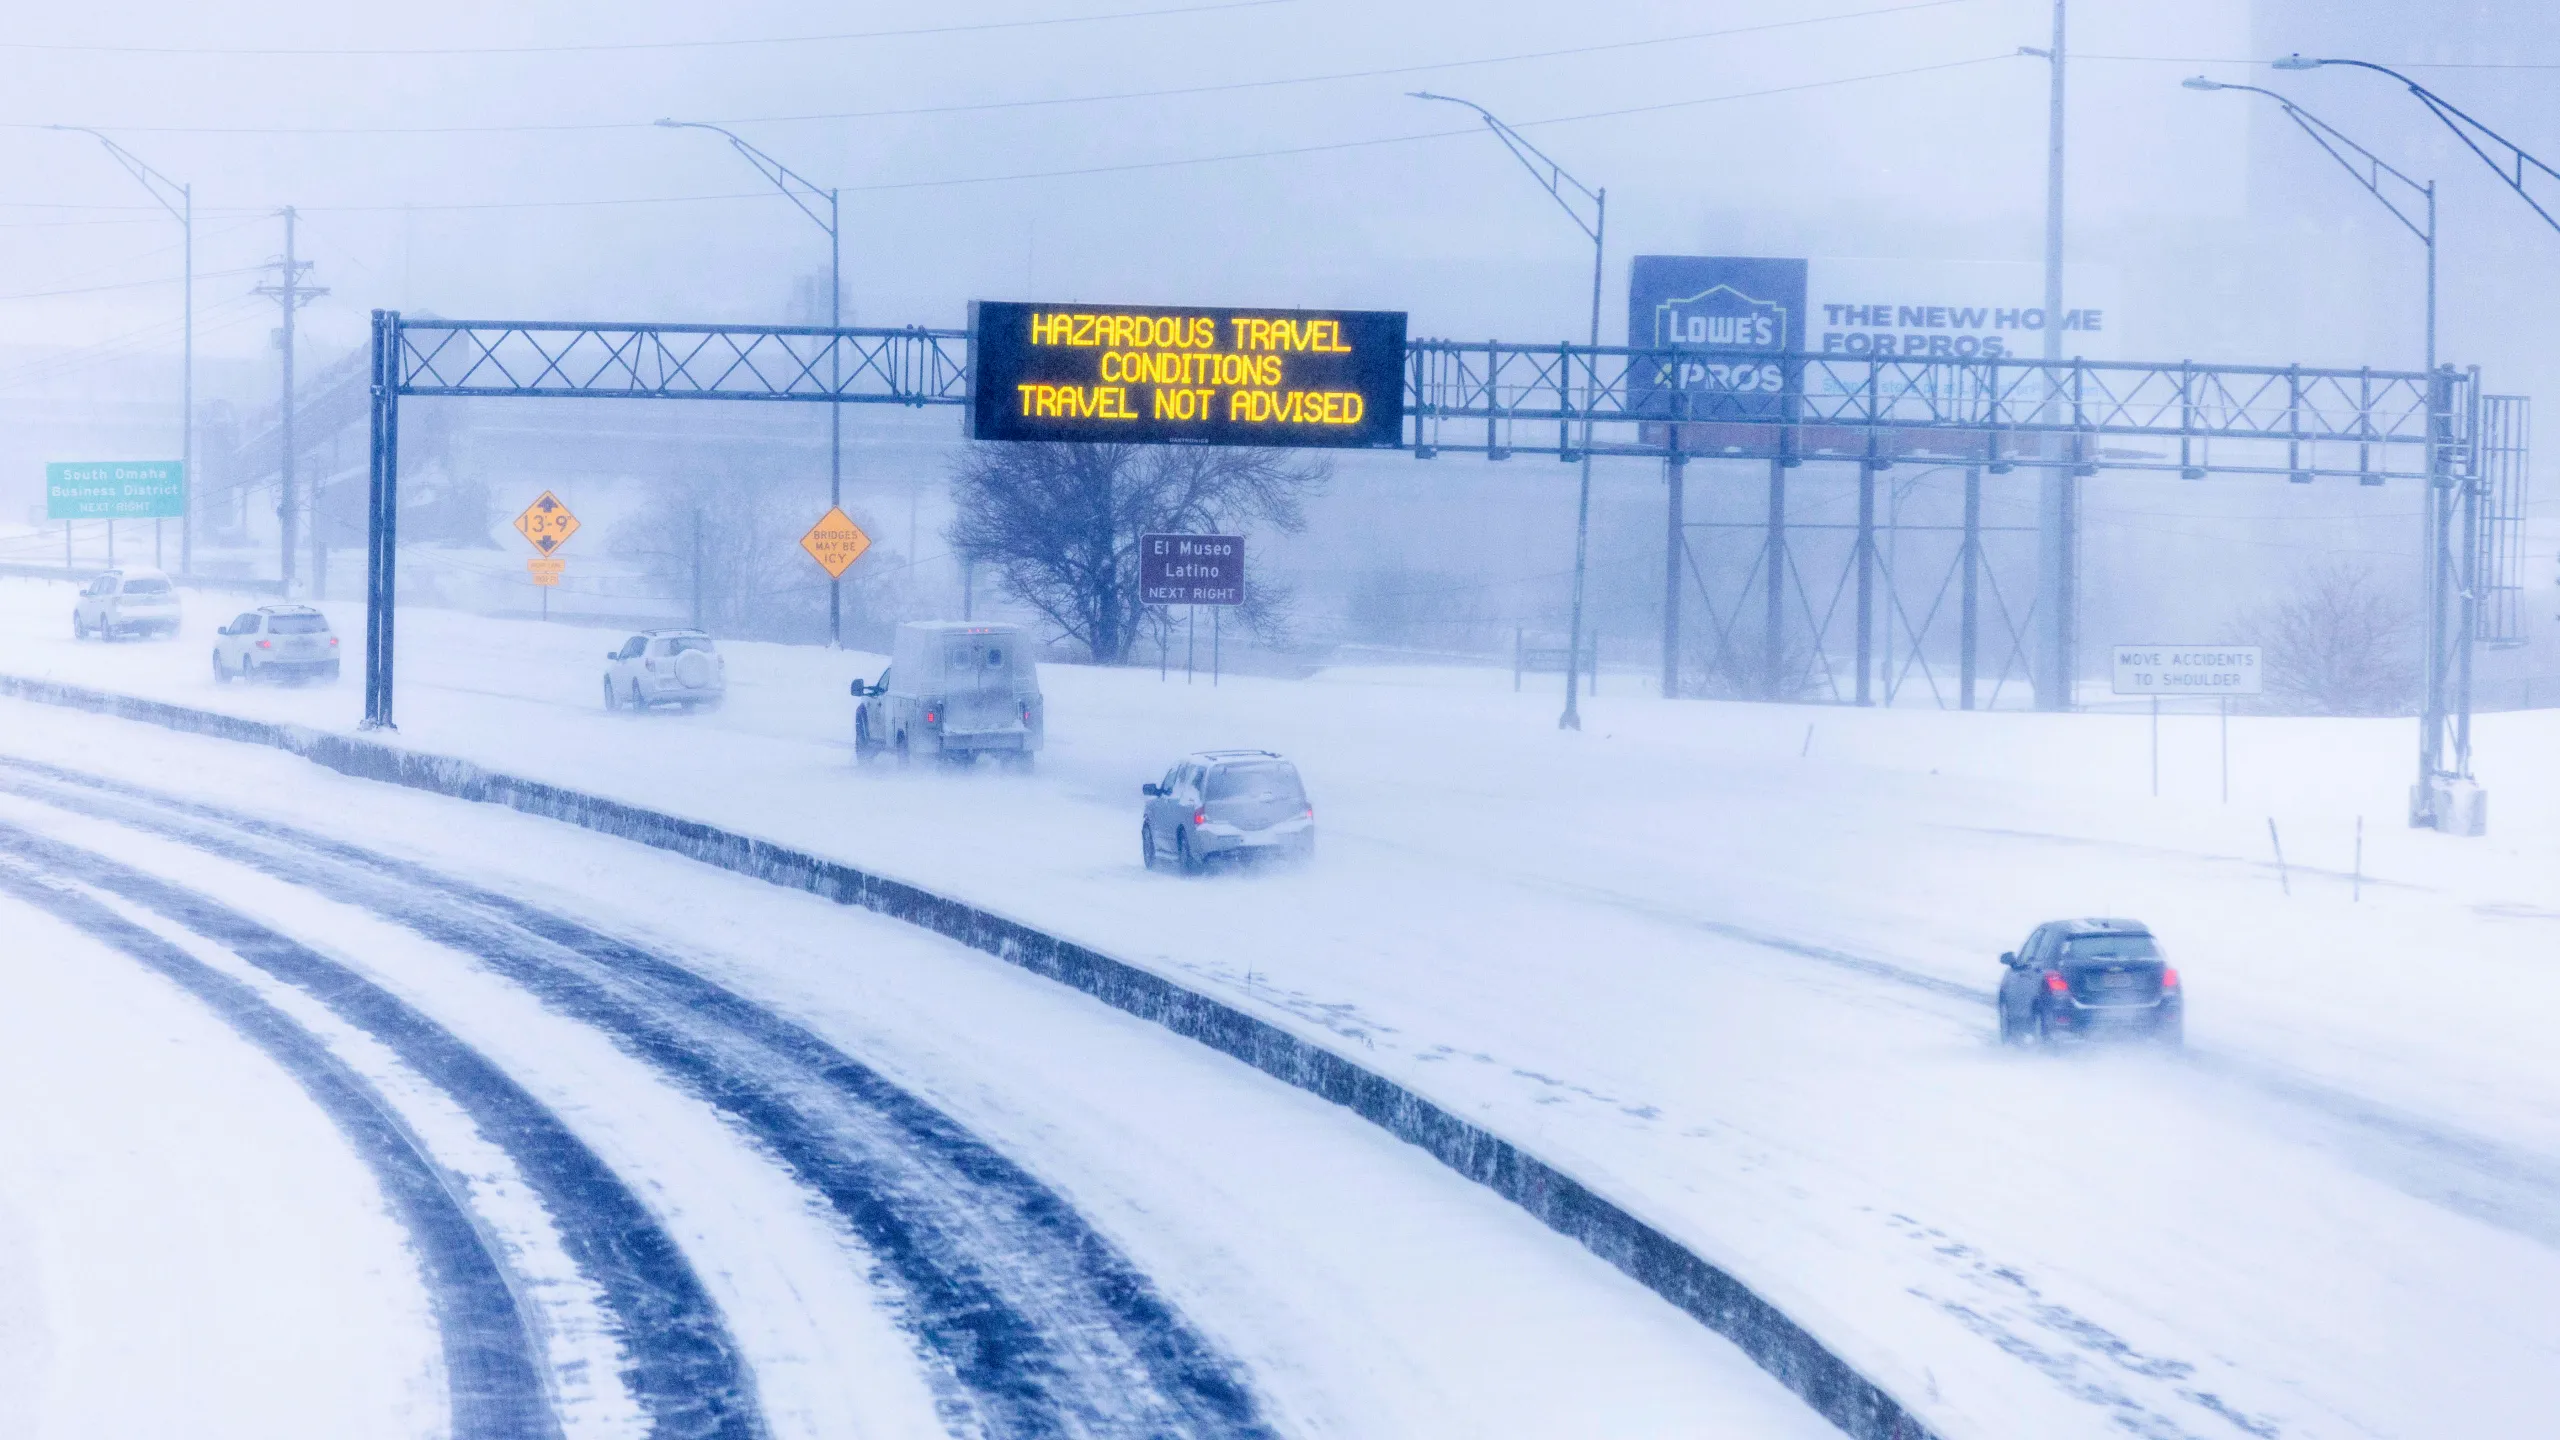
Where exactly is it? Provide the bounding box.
[362,304,2492,829]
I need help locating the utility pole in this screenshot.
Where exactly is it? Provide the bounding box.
[2023,0,2074,711]
[256,207,327,596]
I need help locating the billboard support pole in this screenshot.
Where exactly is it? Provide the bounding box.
[1764,459,1787,700]
[1662,448,1684,700]
[1961,466,1982,710]
[1855,462,1877,706]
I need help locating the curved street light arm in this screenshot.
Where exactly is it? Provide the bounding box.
[1408,91,1602,245]
[2190,82,2430,243]
[2281,56,2560,236]
[654,118,836,238]
[49,125,188,221]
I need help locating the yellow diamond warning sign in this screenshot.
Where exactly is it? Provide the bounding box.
[513,491,580,555]
[800,507,872,579]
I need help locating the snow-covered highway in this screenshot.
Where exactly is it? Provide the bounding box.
[0,686,1823,1438]
[4,574,2558,1438]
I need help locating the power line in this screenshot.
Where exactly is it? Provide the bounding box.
[0,263,263,303]
[181,53,2014,215]
[0,0,1287,57]
[2,0,1978,136]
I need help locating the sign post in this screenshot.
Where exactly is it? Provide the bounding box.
[1141,533,1243,686]
[2111,644,2263,800]
[512,491,580,620]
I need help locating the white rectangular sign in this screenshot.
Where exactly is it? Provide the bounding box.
[2112,644,2263,696]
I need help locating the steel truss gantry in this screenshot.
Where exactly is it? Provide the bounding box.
[363,313,2502,830]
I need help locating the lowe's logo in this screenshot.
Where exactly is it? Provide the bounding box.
[1656,284,1789,350]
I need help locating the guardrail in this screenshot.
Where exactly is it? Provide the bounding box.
[0,561,287,595]
[0,671,1944,1440]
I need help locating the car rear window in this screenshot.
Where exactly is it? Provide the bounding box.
[1206,762,1303,803]
[664,635,715,654]
[2063,934,2159,962]
[122,577,171,595]
[266,613,329,634]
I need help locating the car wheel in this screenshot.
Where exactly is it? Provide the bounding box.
[602,677,619,711]
[1141,823,1160,871]
[2033,1006,2058,1048]
[1294,832,1316,864]
[2156,1014,2185,1049]
[893,733,911,769]
[627,680,646,711]
[210,650,229,684]
[1176,827,1203,876]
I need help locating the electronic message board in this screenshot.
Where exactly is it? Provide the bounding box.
[970,300,1405,448]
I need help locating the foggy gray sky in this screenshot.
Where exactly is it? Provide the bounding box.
[5,0,2255,366]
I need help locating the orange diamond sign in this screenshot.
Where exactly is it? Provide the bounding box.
[800,507,872,579]
[513,490,580,555]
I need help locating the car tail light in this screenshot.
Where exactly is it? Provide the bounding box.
[1304,805,1314,818]
[257,639,272,649]
[2044,972,2069,994]
[2161,967,2180,989]
[925,709,938,724]
[328,637,339,646]
[1193,810,1206,826]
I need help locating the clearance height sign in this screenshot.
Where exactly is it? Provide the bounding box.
[969,301,1405,448]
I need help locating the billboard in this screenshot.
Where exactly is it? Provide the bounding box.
[46,460,185,520]
[1625,256,1807,424]
[1629,256,2122,368]
[970,301,1405,448]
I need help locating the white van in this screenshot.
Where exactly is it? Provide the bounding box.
[854,621,1043,767]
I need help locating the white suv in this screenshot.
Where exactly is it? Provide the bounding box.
[212,604,342,684]
[604,629,726,712]
[72,568,182,641]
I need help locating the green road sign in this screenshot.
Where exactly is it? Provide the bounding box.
[46,461,185,520]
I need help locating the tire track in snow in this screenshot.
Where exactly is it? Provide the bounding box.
[0,857,563,1440]
[0,817,766,1440]
[0,761,1276,1440]
[1350,824,2560,1247]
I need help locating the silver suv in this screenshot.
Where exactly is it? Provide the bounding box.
[72,568,181,641]
[1141,750,1315,873]
[212,604,341,684]
[604,629,726,712]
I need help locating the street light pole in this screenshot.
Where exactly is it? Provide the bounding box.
[2273,54,2560,828]
[1410,91,1606,731]
[54,127,191,578]
[657,118,847,646]
[2020,0,2074,712]
[2182,77,2447,808]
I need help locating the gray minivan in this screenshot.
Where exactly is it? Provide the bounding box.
[853,621,1043,767]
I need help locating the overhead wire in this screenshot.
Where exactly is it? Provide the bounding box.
[147,52,2021,214]
[0,0,1978,135]
[0,0,1289,57]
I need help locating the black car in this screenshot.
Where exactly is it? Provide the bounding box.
[1997,918,2183,1047]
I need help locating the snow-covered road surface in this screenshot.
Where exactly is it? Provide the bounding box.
[0,691,1827,1439]
[6,576,2559,1436]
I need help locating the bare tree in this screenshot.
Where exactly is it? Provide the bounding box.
[2249,561,2420,716]
[613,474,913,646]
[947,442,1326,663]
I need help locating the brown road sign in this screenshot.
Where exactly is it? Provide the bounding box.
[513,491,580,555]
[800,507,872,579]
[527,557,564,587]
